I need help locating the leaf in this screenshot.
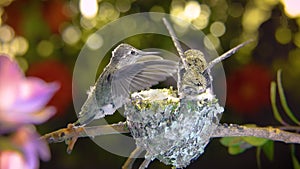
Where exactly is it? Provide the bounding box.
[220,137,243,147]
[270,82,287,125]
[256,147,262,169]
[262,140,274,161]
[291,145,300,169]
[228,145,247,155]
[242,137,269,146]
[292,156,300,169]
[220,137,253,155]
[277,70,300,125]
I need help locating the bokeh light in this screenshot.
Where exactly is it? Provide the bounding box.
[210,21,226,37]
[150,5,165,13]
[204,34,220,50]
[62,25,81,45]
[275,27,292,44]
[242,7,271,33]
[184,1,201,20]
[37,40,54,57]
[10,36,28,56]
[0,24,28,57]
[192,4,211,30]
[192,15,209,30]
[98,2,120,22]
[228,3,244,18]
[171,1,212,32]
[0,25,14,42]
[280,0,300,18]
[294,32,300,48]
[86,33,103,50]
[79,0,98,19]
[80,17,97,30]
[115,0,131,13]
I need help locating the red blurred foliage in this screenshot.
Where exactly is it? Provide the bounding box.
[3,0,27,35]
[27,60,73,116]
[42,0,70,33]
[3,0,69,35]
[226,64,272,115]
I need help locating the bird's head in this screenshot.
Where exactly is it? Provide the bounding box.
[111,43,161,68]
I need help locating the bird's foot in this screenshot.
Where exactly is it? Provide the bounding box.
[65,123,81,154]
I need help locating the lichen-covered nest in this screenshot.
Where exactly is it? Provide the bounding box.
[125,88,224,168]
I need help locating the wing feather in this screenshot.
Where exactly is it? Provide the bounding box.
[111,60,178,100]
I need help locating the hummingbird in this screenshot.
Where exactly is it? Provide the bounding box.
[162,18,252,98]
[74,43,178,126]
[179,42,252,98]
[178,49,209,96]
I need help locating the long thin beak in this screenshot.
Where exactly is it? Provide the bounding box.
[137,50,162,62]
[139,50,160,56]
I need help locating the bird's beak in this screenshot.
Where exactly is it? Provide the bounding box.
[139,50,160,56]
[137,51,162,62]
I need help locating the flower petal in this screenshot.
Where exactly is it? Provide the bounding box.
[13,126,51,169]
[4,106,56,126]
[12,77,59,114]
[25,106,56,124]
[0,55,23,111]
[0,151,28,169]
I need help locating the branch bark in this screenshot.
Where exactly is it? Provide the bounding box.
[212,124,300,144]
[41,122,129,144]
[41,122,300,145]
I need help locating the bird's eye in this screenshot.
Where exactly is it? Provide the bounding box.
[130,50,136,55]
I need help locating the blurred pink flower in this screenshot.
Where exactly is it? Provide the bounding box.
[0,55,59,132]
[0,126,50,169]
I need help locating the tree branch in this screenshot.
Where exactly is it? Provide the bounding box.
[41,122,129,144]
[213,124,300,144]
[41,122,300,146]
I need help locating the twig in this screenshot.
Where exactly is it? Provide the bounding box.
[162,18,186,69]
[205,39,253,71]
[42,122,300,148]
[122,146,144,169]
[278,126,300,132]
[213,124,300,144]
[41,122,129,144]
[139,157,152,169]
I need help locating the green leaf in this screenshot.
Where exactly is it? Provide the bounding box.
[242,137,268,146]
[262,140,274,161]
[291,145,300,169]
[270,82,287,125]
[292,156,300,169]
[220,137,233,146]
[228,145,247,155]
[256,147,262,169]
[220,137,253,155]
[220,137,243,147]
[277,70,300,125]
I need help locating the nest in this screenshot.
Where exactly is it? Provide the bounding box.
[125,88,224,168]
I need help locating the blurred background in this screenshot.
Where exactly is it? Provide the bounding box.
[0,0,299,168]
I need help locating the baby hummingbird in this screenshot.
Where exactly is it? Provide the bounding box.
[75,43,178,126]
[162,18,252,98]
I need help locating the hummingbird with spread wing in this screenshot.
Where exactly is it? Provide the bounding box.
[42,44,178,153]
[74,43,178,126]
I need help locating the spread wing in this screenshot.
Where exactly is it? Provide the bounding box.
[111,59,178,105]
